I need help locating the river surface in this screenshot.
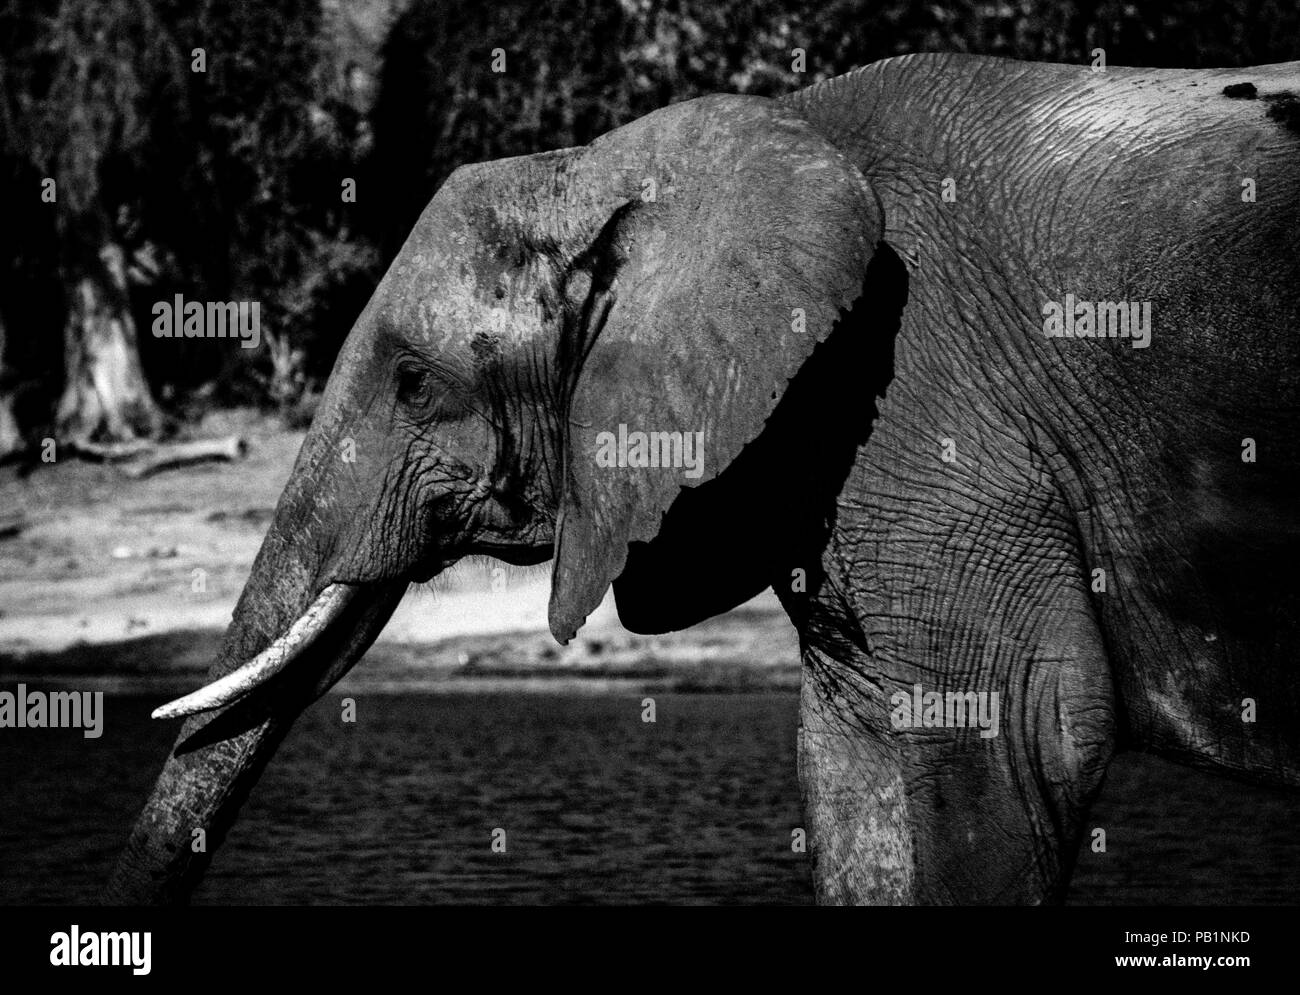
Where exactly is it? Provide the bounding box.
[2,691,1296,904]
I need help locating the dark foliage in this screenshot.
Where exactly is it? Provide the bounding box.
[1,0,1297,430]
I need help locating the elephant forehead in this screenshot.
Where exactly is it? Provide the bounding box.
[376,242,552,354]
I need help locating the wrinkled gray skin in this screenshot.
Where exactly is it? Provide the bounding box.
[108,54,1300,905]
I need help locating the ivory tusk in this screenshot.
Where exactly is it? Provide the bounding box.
[152,583,356,720]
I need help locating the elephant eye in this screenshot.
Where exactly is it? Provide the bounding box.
[394,360,474,421]
[396,364,432,407]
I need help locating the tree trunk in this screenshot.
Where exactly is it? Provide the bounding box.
[0,311,21,458]
[55,242,161,445]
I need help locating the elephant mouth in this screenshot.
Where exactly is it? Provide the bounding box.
[466,540,553,566]
[400,539,551,584]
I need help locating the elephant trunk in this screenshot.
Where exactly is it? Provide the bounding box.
[104,381,408,904]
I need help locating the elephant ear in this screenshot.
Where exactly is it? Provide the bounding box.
[546,95,882,643]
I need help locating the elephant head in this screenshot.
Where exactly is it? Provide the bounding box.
[107,93,888,902]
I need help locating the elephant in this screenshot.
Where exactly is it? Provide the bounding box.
[107,52,1300,905]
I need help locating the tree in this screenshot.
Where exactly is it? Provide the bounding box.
[55,240,160,444]
[0,0,376,445]
[0,0,182,445]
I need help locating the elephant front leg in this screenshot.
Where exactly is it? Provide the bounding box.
[797,661,916,903]
[796,579,1116,905]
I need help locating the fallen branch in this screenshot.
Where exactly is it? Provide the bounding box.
[121,436,248,479]
[67,437,156,462]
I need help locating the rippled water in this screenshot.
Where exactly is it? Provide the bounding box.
[1,691,1296,904]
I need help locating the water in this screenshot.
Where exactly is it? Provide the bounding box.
[1,692,1296,904]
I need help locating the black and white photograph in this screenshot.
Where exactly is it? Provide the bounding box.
[0,0,1297,973]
